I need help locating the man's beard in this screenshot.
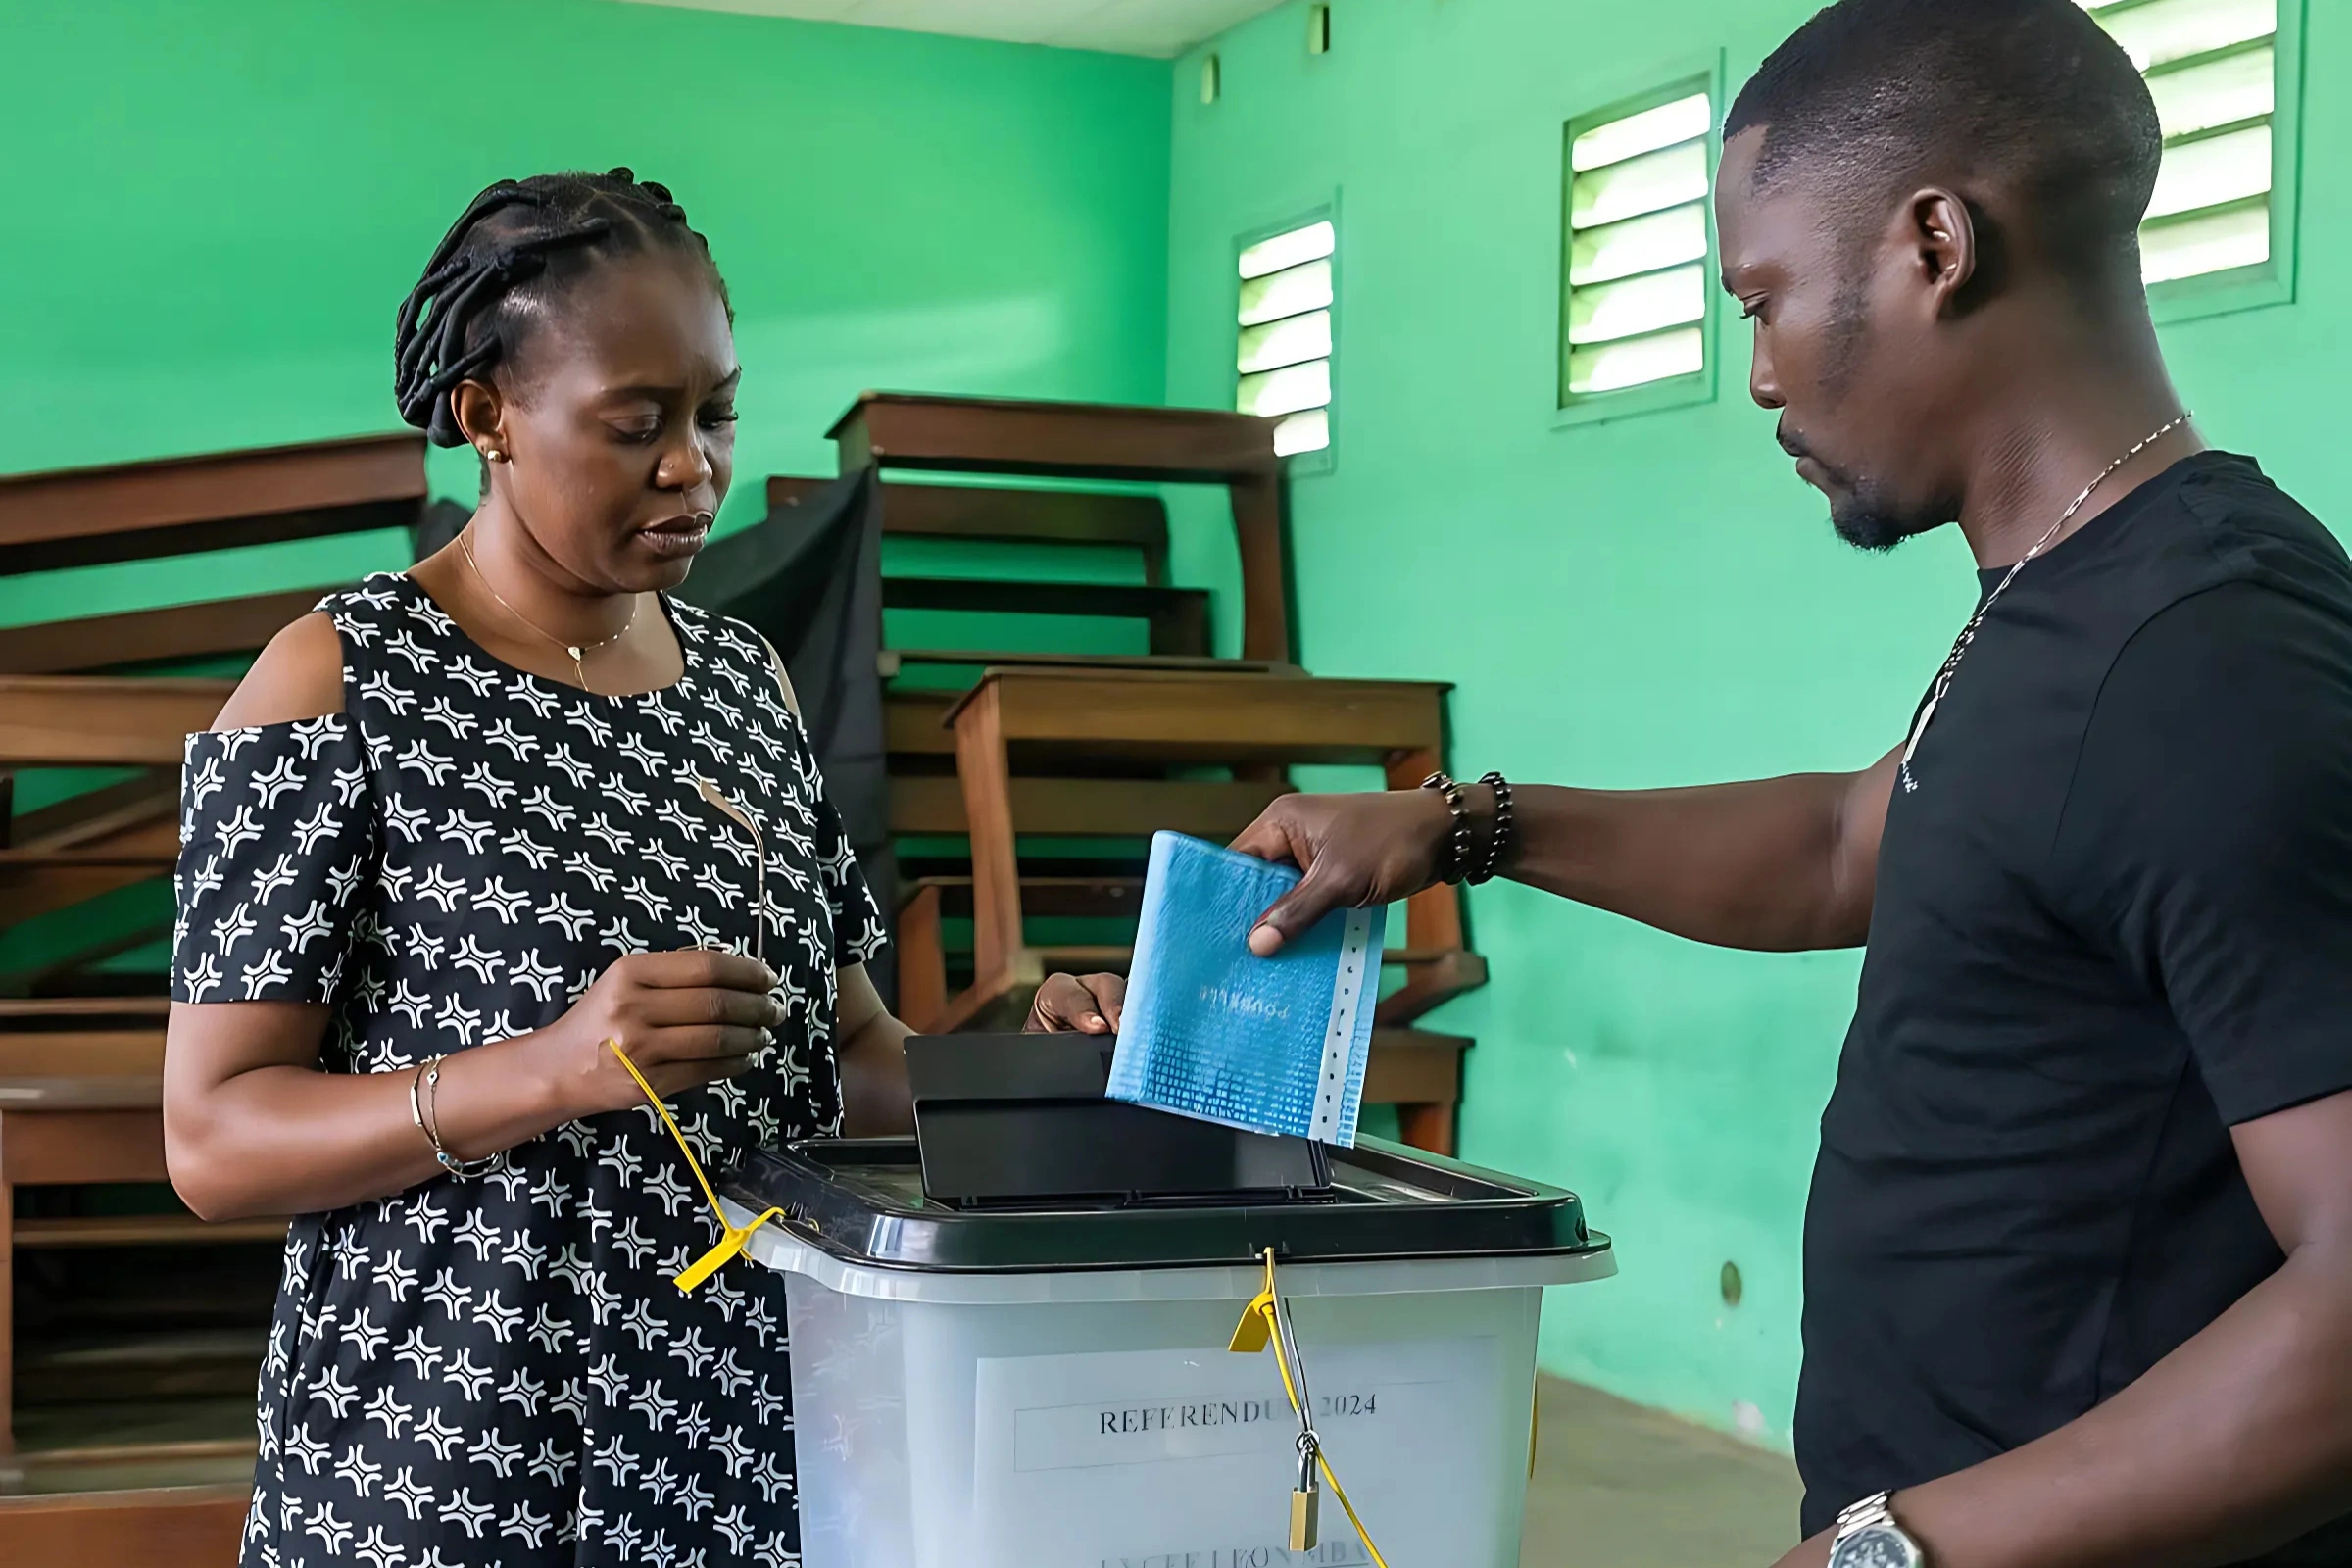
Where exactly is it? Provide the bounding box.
[1828,481,1952,553]
[1804,266,1955,552]
[1777,432,1950,552]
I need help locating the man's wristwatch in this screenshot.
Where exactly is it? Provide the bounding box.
[1829,1492,1927,1567]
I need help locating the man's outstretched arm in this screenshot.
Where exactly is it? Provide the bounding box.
[1235,748,1900,955]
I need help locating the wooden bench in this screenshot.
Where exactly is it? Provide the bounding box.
[0,432,424,576]
[772,471,1214,660]
[0,433,426,1011]
[0,673,250,1462]
[769,473,1173,584]
[0,432,426,678]
[830,392,1293,662]
[0,1042,286,1461]
[0,506,297,1470]
[0,678,231,992]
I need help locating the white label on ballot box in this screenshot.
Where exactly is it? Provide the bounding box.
[973,1336,1501,1567]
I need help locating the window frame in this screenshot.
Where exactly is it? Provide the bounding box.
[2095,0,2307,324]
[1554,52,1728,429]
[1233,197,1341,478]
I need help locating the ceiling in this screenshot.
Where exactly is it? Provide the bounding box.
[612,0,1289,57]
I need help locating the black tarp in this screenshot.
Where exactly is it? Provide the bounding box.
[673,470,897,1005]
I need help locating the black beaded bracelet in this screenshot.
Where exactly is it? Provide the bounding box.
[1469,770,1515,885]
[1420,770,1473,885]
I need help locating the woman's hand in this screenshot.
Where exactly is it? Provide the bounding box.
[529,949,782,1115]
[1230,789,1455,954]
[1027,973,1127,1034]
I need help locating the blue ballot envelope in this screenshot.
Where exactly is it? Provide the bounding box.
[1107,830,1386,1147]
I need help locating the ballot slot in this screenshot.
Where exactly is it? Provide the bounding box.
[903,1032,1333,1209]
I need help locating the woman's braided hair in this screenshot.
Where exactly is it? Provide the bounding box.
[394,168,731,448]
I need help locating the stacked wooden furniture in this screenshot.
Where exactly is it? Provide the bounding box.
[0,434,427,1504]
[821,393,1488,1153]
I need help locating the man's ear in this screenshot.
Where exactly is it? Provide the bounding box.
[1908,187,1978,317]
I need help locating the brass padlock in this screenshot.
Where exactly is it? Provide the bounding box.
[1290,1435,1320,1550]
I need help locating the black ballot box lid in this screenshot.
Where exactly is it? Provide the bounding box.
[901,1032,1335,1209]
[720,1034,1603,1275]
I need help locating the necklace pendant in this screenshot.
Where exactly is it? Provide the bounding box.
[565,645,583,661]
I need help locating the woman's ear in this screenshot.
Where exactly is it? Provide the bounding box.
[450,379,510,465]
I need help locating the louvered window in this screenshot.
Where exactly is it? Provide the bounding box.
[2081,0,2288,289]
[1561,84,1715,406]
[1237,219,1334,459]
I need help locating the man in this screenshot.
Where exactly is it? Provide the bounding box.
[1035,1,2352,1562]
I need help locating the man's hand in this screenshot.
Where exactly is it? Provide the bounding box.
[1229,789,1455,955]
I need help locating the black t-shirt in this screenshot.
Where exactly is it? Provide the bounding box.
[1797,453,2352,1564]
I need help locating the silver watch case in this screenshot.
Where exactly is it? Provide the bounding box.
[1828,1523,1925,1568]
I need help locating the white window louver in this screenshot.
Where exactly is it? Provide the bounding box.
[1237,220,1335,458]
[2081,0,2280,285]
[1563,88,1715,401]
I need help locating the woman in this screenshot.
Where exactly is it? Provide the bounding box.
[165,169,913,1568]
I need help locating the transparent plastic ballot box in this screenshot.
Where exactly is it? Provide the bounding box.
[722,1135,1615,1568]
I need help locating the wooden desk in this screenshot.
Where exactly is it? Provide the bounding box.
[923,667,1487,1150]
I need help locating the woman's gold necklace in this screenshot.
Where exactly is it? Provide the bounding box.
[458,526,640,694]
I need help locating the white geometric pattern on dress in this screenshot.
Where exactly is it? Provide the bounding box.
[173,573,887,1567]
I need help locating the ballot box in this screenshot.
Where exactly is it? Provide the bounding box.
[720,1037,1614,1568]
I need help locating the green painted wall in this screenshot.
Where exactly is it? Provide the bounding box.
[14,0,2344,1456]
[0,0,1172,624]
[1168,0,2350,1444]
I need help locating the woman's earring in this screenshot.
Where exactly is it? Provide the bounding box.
[481,445,506,463]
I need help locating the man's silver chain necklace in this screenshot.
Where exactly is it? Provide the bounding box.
[1896,411,2194,795]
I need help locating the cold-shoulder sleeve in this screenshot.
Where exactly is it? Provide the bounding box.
[172,715,376,1004]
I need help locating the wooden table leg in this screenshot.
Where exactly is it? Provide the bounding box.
[949,680,1033,1026]
[1228,469,1293,664]
[1,1152,15,1459]
[897,884,948,1033]
[1367,1028,1468,1158]
[1396,1102,1458,1158]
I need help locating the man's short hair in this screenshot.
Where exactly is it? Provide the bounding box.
[1725,0,2163,287]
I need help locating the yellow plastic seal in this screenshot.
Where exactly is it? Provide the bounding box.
[1226,1249,1392,1568]
[605,1038,784,1293]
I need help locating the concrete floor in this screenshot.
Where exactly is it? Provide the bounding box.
[1522,1376,1804,1568]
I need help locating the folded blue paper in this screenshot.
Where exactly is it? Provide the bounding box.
[1107,831,1386,1147]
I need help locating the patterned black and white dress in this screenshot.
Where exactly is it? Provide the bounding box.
[171,571,887,1568]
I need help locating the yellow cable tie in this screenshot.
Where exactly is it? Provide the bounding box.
[605,1038,781,1293]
